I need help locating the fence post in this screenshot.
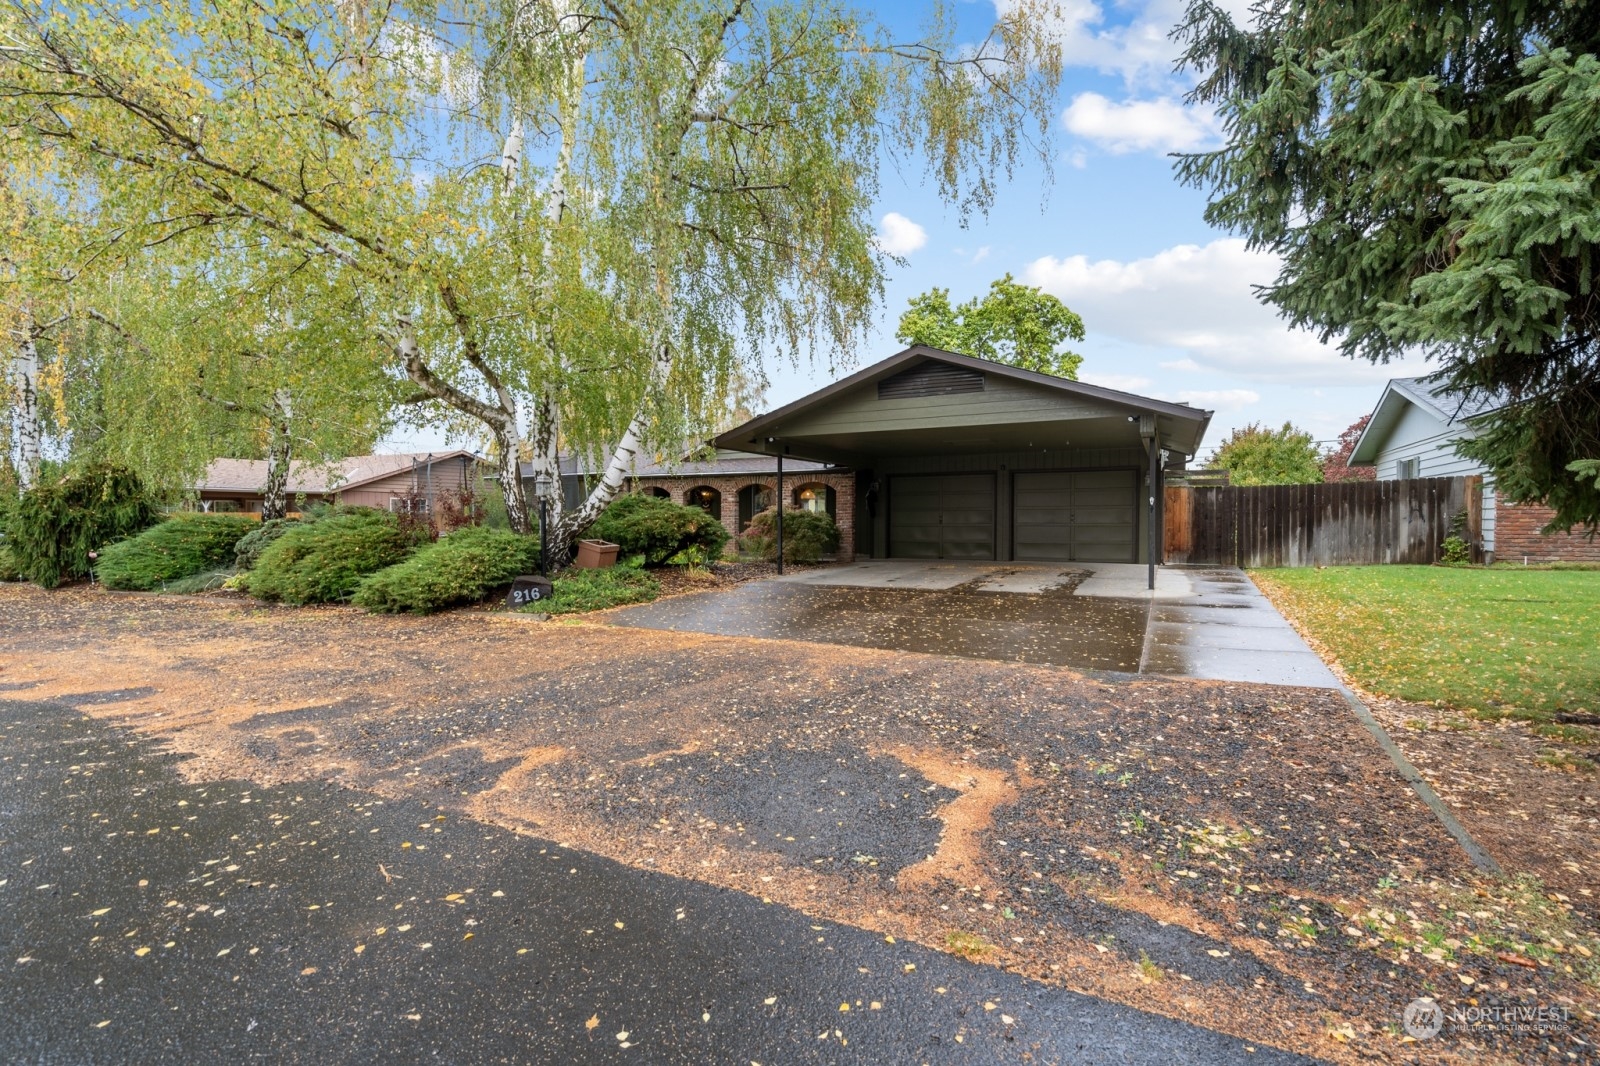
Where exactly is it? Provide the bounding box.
[1465,475,1484,563]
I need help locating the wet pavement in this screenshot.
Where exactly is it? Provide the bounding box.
[0,698,1320,1065]
[608,578,1151,672]
[607,563,1339,686]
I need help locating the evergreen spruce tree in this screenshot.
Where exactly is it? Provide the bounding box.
[1175,0,1600,528]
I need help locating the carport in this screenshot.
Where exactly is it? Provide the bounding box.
[714,347,1213,567]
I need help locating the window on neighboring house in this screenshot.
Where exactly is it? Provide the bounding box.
[390,495,430,514]
[1396,458,1421,480]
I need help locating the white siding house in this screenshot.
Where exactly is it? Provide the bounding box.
[1350,377,1499,550]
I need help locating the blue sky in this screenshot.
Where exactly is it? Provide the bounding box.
[390,0,1426,461]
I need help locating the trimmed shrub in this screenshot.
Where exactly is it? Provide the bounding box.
[539,563,660,615]
[0,544,21,582]
[245,509,421,605]
[234,517,301,571]
[8,463,158,588]
[738,507,840,564]
[587,493,730,566]
[95,514,258,591]
[354,527,541,614]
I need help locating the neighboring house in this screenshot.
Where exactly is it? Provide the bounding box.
[1350,377,1598,563]
[195,451,481,515]
[538,347,1211,564]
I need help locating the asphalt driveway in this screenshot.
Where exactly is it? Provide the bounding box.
[2,584,1590,1063]
[606,562,1339,687]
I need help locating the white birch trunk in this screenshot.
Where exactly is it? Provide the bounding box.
[9,314,43,492]
[260,388,293,521]
[524,33,587,544]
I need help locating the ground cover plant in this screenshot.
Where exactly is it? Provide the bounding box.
[535,563,660,615]
[1253,566,1600,740]
[587,494,729,566]
[245,509,422,605]
[354,526,540,614]
[7,463,158,588]
[739,507,840,564]
[94,514,258,591]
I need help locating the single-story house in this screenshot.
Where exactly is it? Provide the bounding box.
[195,451,481,515]
[554,346,1209,564]
[525,449,857,555]
[1350,376,1598,563]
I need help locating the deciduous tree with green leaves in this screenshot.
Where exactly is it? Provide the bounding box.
[896,274,1085,379]
[2,0,1065,549]
[1208,422,1323,486]
[1175,0,1600,529]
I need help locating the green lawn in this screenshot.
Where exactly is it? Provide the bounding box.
[1251,566,1600,731]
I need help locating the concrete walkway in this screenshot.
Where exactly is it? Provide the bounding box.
[614,561,1340,688]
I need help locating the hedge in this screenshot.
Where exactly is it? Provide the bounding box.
[7,463,158,588]
[95,514,258,591]
[738,507,839,564]
[587,493,729,565]
[0,544,21,582]
[245,509,422,605]
[354,526,541,614]
[233,517,300,571]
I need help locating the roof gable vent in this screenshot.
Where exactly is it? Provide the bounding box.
[877,361,985,400]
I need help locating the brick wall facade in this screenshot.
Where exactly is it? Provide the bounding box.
[627,471,857,562]
[1493,491,1600,563]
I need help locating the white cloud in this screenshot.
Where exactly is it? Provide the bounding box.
[971,245,992,264]
[1160,357,1203,372]
[1024,238,1417,386]
[1169,388,1259,411]
[875,212,928,256]
[996,0,1261,87]
[995,0,1188,88]
[1062,93,1218,155]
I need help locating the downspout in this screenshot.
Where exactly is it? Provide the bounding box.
[425,452,435,519]
[772,441,784,575]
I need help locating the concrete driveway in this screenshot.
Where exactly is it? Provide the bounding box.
[607,561,1338,688]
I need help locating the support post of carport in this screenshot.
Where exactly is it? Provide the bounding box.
[770,441,784,575]
[1141,414,1158,591]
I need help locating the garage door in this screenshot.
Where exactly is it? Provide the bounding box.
[888,474,995,560]
[1013,470,1137,562]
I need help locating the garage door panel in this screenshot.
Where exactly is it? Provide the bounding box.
[1012,469,1137,562]
[1013,471,1072,560]
[888,474,994,560]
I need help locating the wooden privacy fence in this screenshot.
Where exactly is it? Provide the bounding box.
[1164,476,1481,567]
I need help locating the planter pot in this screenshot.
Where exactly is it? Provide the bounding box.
[575,539,620,569]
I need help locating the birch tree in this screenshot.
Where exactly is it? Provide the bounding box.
[0,154,72,490]
[77,242,395,518]
[2,0,1064,546]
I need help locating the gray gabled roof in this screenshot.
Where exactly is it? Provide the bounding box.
[1350,376,1505,465]
[713,346,1213,459]
[199,451,480,495]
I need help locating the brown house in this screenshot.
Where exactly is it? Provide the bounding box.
[195,451,481,515]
